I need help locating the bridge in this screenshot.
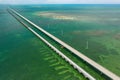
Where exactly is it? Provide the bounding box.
[8,8,95,80]
[8,8,120,80]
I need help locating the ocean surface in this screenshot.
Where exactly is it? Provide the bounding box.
[0,4,120,79]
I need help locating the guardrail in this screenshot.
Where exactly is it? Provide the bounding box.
[9,8,120,80]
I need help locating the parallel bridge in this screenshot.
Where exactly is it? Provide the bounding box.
[8,8,120,80]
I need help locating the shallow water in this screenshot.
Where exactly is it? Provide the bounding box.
[0,4,120,79]
[0,5,86,80]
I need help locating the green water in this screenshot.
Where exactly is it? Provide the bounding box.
[0,6,87,80]
[11,4,120,76]
[1,4,120,79]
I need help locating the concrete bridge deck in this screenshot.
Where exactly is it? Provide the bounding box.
[9,8,120,80]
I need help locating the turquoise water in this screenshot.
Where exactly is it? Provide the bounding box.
[0,4,120,79]
[11,4,120,76]
[0,5,87,80]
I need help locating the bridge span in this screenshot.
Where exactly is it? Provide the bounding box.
[9,8,120,80]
